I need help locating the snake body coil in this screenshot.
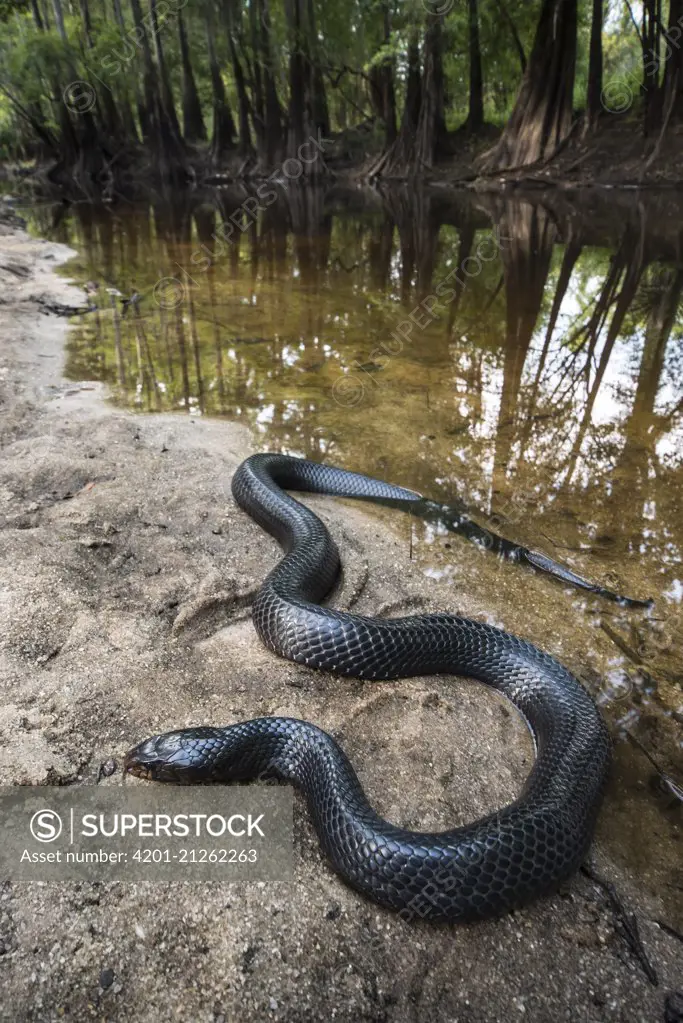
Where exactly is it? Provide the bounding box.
[125,453,611,922]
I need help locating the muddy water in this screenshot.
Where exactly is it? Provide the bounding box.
[24,185,682,923]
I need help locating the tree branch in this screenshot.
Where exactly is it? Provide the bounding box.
[624,0,645,46]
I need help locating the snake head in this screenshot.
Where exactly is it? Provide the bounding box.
[124,728,227,782]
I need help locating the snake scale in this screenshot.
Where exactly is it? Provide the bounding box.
[125,453,613,922]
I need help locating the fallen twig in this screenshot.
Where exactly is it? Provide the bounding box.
[656,919,683,945]
[600,619,645,665]
[626,732,683,804]
[581,863,658,986]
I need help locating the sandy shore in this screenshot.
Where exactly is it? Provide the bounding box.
[0,210,680,1022]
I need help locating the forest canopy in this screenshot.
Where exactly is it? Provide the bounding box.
[0,0,681,187]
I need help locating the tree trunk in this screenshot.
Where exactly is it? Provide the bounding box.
[249,0,265,151]
[108,0,141,144]
[48,0,112,183]
[585,0,603,130]
[284,0,318,169]
[206,3,236,161]
[263,40,284,163]
[112,0,125,27]
[248,0,284,165]
[129,0,157,141]
[368,2,397,148]
[225,0,253,157]
[414,19,446,169]
[372,32,421,177]
[25,0,54,158]
[177,9,207,143]
[79,0,93,47]
[79,0,127,147]
[662,0,683,122]
[307,0,329,136]
[45,0,78,165]
[642,0,661,134]
[30,0,44,30]
[466,0,484,131]
[51,0,66,41]
[286,0,309,158]
[312,61,330,137]
[495,0,526,74]
[480,0,577,172]
[142,0,189,181]
[147,0,184,146]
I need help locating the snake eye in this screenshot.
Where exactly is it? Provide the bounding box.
[124,734,181,780]
[124,730,218,781]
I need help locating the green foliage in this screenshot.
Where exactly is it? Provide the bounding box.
[0,0,671,164]
[0,0,29,24]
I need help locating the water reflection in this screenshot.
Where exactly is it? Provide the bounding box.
[25,185,682,906]
[35,192,683,577]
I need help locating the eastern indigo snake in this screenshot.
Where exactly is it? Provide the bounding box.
[125,453,620,922]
